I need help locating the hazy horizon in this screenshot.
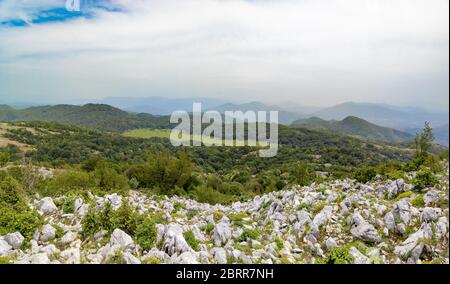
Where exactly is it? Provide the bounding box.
[0,0,449,112]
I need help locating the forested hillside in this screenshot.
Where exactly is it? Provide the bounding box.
[291,116,414,143]
[0,104,171,132]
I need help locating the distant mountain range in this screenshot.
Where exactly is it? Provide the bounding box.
[291,116,415,144]
[102,96,227,116]
[0,100,448,145]
[404,124,449,146]
[211,101,305,125]
[310,102,448,130]
[0,104,171,132]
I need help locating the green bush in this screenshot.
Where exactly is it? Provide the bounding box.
[413,167,438,190]
[183,230,200,251]
[238,229,260,242]
[191,185,233,205]
[315,246,354,264]
[81,201,143,239]
[411,194,425,208]
[0,176,43,241]
[293,161,314,186]
[353,166,377,183]
[0,205,43,241]
[135,217,157,251]
[43,170,95,196]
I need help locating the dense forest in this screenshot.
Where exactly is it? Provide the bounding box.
[1,119,446,206]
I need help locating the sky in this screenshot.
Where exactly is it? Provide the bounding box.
[0,0,448,112]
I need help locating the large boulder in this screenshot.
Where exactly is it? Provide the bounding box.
[350,213,381,243]
[420,207,438,223]
[38,197,58,214]
[60,247,81,264]
[177,251,199,264]
[423,190,439,206]
[392,199,411,225]
[40,224,56,242]
[394,223,433,259]
[213,221,231,247]
[4,232,24,250]
[110,229,134,250]
[212,247,228,264]
[162,224,192,256]
[0,239,12,256]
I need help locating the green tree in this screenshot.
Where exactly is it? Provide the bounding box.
[293,161,313,186]
[415,122,434,157]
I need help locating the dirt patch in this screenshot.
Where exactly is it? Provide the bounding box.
[0,123,33,151]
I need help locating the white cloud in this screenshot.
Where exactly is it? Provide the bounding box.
[0,0,448,111]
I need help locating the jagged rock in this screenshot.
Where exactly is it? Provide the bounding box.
[60,248,81,264]
[40,224,56,242]
[4,232,24,250]
[123,252,141,264]
[156,224,166,244]
[325,237,337,251]
[392,199,411,225]
[212,247,227,264]
[421,207,438,223]
[394,223,433,258]
[384,212,396,232]
[0,239,12,256]
[38,197,58,214]
[434,216,448,241]
[350,213,381,243]
[350,247,370,264]
[60,231,78,245]
[110,229,134,250]
[105,193,123,210]
[423,190,439,206]
[177,251,199,264]
[74,198,89,216]
[163,224,192,256]
[310,206,333,238]
[213,221,231,246]
[40,244,59,258]
[30,253,51,264]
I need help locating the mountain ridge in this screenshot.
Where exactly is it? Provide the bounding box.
[291,115,415,143]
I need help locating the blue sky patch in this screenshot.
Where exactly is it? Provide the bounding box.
[0,0,122,27]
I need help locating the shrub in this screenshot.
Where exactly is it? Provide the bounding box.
[315,246,354,264]
[293,161,314,186]
[0,176,43,241]
[353,166,377,183]
[44,170,95,196]
[60,195,78,214]
[191,185,232,205]
[413,167,438,190]
[81,201,142,239]
[111,201,141,235]
[135,218,157,251]
[238,229,260,242]
[0,205,43,241]
[411,194,425,208]
[183,230,200,251]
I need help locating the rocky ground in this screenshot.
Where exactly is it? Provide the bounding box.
[1,164,448,264]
